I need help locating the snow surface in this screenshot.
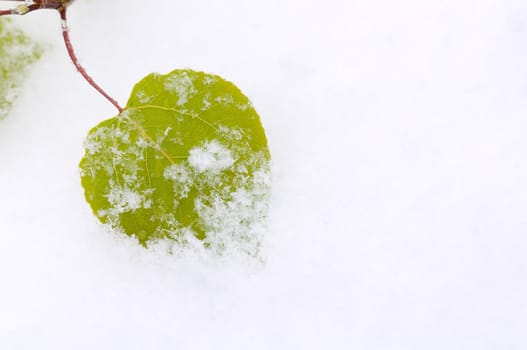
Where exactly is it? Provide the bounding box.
[2,0,527,348]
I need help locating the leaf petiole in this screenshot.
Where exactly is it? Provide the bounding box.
[59,7,123,112]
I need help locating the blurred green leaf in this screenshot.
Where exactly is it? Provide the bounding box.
[0,18,42,119]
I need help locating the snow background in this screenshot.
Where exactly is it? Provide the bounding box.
[2,0,527,348]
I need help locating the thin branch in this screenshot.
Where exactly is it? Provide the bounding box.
[0,2,41,16]
[0,9,17,15]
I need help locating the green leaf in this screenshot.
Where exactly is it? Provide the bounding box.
[0,18,42,119]
[80,69,271,257]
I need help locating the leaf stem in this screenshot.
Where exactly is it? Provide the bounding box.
[59,8,123,113]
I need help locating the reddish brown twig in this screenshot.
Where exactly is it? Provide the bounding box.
[0,9,17,15]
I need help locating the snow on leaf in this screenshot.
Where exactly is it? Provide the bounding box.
[0,18,42,120]
[79,69,271,258]
[188,141,235,174]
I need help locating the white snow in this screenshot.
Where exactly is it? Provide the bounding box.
[162,139,269,258]
[164,70,197,106]
[106,187,146,213]
[2,0,527,349]
[188,140,235,174]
